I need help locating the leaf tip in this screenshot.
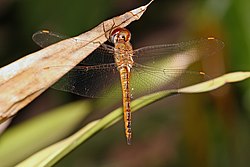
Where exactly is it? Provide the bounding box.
[130,0,154,19]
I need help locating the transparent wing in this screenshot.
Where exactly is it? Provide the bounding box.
[133,38,224,68]
[32,30,120,98]
[32,30,115,65]
[32,30,68,48]
[130,63,207,98]
[51,63,122,98]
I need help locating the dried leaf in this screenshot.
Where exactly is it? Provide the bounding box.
[0,1,153,121]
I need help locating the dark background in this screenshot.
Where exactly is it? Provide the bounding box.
[0,0,249,167]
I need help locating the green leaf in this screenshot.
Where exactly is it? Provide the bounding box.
[16,71,250,167]
[0,101,91,167]
[178,71,250,93]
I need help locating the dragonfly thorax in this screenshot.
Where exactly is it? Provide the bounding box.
[114,41,134,69]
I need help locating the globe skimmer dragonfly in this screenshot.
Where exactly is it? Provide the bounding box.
[32,28,223,144]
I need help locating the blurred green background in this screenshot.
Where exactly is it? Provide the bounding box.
[0,0,249,167]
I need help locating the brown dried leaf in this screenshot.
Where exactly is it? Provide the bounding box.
[0,1,153,121]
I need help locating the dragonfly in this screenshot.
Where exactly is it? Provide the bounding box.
[32,28,224,145]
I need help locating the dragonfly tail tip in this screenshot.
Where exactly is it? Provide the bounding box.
[127,138,132,145]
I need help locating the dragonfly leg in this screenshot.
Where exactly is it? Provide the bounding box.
[102,19,116,41]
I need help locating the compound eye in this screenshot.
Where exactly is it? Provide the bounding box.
[110,27,131,43]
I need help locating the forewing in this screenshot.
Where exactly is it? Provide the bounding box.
[133,38,224,68]
[32,30,115,65]
[80,45,115,65]
[32,30,67,48]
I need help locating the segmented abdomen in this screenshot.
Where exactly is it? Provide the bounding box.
[119,66,132,145]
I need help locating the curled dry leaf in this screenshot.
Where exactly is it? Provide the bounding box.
[0,0,154,122]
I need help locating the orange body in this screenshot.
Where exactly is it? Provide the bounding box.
[119,67,132,144]
[111,27,134,145]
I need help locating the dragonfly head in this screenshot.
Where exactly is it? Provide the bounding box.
[110,27,131,44]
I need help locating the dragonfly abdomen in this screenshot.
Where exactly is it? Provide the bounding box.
[119,66,132,145]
